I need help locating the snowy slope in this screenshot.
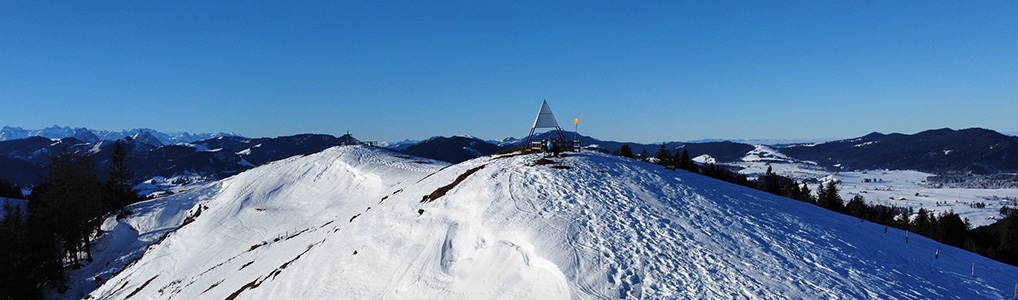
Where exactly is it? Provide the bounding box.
[76,146,1018,299]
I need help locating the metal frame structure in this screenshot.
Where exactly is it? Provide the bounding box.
[525,100,568,146]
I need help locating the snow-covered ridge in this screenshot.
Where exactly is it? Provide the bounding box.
[70,146,1018,299]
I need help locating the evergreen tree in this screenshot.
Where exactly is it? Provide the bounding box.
[998,212,1018,265]
[0,177,23,199]
[797,183,815,204]
[26,149,105,289]
[759,166,781,195]
[844,195,868,218]
[894,208,911,229]
[638,148,649,162]
[934,211,968,248]
[911,208,933,236]
[816,181,844,212]
[671,151,684,169]
[617,144,634,159]
[105,140,139,211]
[679,149,698,173]
[654,143,671,166]
[0,201,35,299]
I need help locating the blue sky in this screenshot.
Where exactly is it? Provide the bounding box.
[2,1,1016,143]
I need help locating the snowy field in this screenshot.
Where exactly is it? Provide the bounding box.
[727,145,1018,227]
[835,170,1018,227]
[55,146,1018,299]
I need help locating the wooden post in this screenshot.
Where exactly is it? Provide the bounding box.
[884,226,887,233]
[1013,283,1016,299]
[905,230,909,244]
[935,249,939,259]
[971,263,975,277]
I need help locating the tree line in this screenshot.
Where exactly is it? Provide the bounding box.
[615,143,1018,268]
[1,140,141,299]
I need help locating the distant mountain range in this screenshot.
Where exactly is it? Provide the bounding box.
[0,133,356,191]
[407,128,1018,175]
[0,125,237,145]
[2,125,1017,194]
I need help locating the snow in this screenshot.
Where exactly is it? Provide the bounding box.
[63,146,1018,299]
[462,147,484,157]
[692,154,716,165]
[712,145,1018,228]
[741,144,794,163]
[238,158,255,167]
[88,141,105,154]
[833,170,1018,227]
[177,142,211,152]
[135,175,213,198]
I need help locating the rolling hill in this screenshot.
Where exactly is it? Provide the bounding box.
[63,146,1018,299]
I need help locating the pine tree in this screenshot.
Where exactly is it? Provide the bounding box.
[760,166,781,195]
[105,140,139,211]
[797,183,815,204]
[0,178,23,199]
[816,181,844,212]
[638,148,649,162]
[671,151,683,169]
[998,212,1018,265]
[911,208,933,237]
[617,144,634,159]
[0,201,35,299]
[654,143,671,166]
[679,149,697,173]
[934,211,968,247]
[845,195,868,218]
[26,149,105,289]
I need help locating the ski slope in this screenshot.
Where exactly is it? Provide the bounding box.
[71,146,1018,299]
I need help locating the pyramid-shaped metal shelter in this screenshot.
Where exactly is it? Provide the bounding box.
[525,100,567,145]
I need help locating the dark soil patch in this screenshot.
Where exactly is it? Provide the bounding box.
[421,165,485,203]
[248,241,267,252]
[201,280,224,294]
[225,241,322,300]
[533,158,554,165]
[124,275,159,299]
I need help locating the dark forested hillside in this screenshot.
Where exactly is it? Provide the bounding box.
[0,134,347,189]
[780,128,1018,173]
[399,136,502,163]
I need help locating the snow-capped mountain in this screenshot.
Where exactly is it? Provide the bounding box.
[128,130,164,147]
[67,146,1018,299]
[0,125,236,144]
